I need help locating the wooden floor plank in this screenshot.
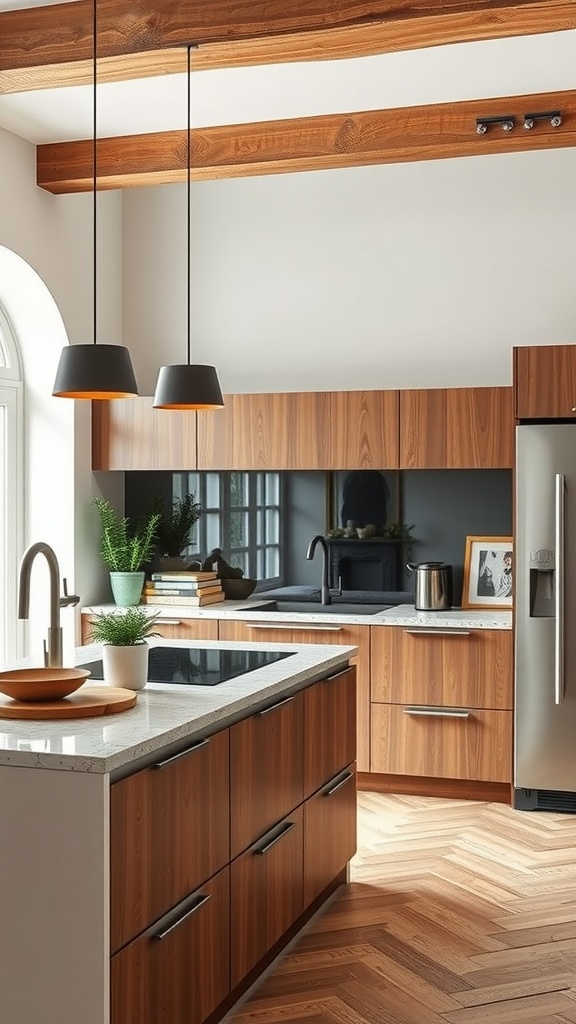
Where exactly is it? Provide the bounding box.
[226,794,576,1024]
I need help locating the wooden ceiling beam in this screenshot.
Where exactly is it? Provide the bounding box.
[2,0,575,93]
[37,88,576,194]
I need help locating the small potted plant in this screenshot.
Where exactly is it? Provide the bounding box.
[152,492,202,570]
[94,497,161,606]
[87,607,162,690]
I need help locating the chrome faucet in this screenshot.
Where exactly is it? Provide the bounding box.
[17,542,80,667]
[306,534,334,605]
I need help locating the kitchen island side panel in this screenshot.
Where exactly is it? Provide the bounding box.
[0,766,109,1024]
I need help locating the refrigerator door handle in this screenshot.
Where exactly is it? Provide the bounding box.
[555,472,566,705]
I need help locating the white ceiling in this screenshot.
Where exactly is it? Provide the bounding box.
[0,2,574,149]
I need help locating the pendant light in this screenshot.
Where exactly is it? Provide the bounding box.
[52,0,138,399]
[153,45,224,411]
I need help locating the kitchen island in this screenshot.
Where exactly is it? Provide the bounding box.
[0,637,358,1024]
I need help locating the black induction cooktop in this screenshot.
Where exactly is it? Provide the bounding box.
[78,645,294,687]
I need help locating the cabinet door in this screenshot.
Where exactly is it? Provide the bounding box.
[230,690,304,858]
[81,615,219,644]
[371,704,512,782]
[197,392,331,469]
[111,866,230,1024]
[230,806,303,987]
[304,666,356,796]
[92,397,196,470]
[304,766,357,907]
[371,626,513,710]
[110,729,230,953]
[399,387,514,468]
[328,391,399,468]
[514,345,576,419]
[219,619,370,772]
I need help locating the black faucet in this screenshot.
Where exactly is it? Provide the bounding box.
[306,534,333,605]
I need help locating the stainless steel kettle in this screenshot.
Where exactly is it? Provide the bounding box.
[407,561,453,611]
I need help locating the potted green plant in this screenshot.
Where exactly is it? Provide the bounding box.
[152,492,202,569]
[94,497,161,606]
[87,607,162,690]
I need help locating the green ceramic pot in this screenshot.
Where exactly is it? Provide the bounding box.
[109,571,145,607]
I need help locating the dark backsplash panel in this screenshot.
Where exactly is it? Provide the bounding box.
[125,468,513,605]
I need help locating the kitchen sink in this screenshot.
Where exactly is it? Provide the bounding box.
[249,600,392,616]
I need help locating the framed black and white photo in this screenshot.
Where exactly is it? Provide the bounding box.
[462,536,513,609]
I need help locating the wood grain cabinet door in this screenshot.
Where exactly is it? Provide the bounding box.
[371,704,512,782]
[111,866,230,1024]
[197,392,331,469]
[371,626,513,710]
[399,387,514,468]
[110,728,230,953]
[304,666,356,797]
[327,390,399,468]
[304,765,357,907]
[230,806,304,988]
[230,689,304,858]
[514,345,576,419]
[81,615,218,644]
[92,397,196,470]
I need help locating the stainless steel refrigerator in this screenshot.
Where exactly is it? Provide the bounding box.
[515,424,576,811]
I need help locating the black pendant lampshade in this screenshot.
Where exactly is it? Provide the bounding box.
[153,45,224,411]
[52,0,138,401]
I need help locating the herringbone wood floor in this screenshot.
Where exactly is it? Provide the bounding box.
[227,792,576,1023]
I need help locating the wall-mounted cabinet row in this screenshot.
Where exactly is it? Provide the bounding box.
[92,386,513,472]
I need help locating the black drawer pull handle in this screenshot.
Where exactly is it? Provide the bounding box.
[152,737,210,769]
[323,667,351,683]
[153,893,211,940]
[256,821,296,855]
[256,695,295,717]
[324,771,354,797]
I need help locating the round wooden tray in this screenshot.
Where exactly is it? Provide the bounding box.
[0,685,137,720]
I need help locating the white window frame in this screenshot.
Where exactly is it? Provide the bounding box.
[0,307,24,662]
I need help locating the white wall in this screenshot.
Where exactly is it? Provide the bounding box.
[122,147,576,395]
[0,126,124,653]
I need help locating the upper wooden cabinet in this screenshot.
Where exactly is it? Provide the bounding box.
[92,397,196,470]
[197,390,398,470]
[399,387,514,469]
[514,345,576,420]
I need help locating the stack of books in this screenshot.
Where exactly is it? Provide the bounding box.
[142,571,226,606]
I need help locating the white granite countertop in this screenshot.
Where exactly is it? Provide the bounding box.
[0,638,356,774]
[83,601,512,630]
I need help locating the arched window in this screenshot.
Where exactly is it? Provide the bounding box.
[0,306,24,662]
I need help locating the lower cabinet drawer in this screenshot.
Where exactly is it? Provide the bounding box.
[371,704,512,783]
[110,866,230,1024]
[230,806,304,988]
[304,765,357,908]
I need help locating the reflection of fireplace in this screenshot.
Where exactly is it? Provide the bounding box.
[327,539,402,591]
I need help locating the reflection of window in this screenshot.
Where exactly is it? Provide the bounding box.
[174,472,282,585]
[0,307,24,661]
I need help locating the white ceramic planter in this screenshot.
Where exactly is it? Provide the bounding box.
[102,642,150,690]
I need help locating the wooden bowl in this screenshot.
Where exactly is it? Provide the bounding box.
[0,667,91,703]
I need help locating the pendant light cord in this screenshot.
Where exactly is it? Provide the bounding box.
[92,0,97,346]
[186,43,191,366]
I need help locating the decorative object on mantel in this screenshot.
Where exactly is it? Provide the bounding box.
[52,0,138,400]
[201,547,257,599]
[152,44,224,411]
[87,606,162,689]
[327,521,416,562]
[94,497,160,606]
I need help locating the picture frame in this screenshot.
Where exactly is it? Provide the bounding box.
[462,536,513,609]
